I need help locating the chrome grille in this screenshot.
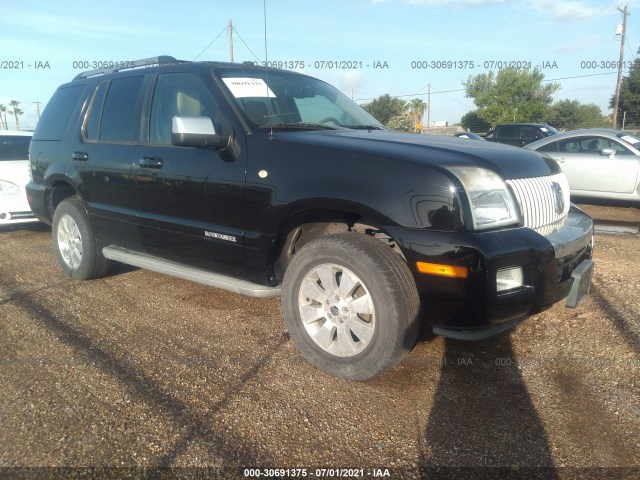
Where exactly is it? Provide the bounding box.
[506,173,570,233]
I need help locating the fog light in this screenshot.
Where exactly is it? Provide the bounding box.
[496,266,523,292]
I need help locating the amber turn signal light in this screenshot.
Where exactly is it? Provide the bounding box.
[416,262,468,279]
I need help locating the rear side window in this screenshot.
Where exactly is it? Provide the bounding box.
[0,135,31,160]
[496,125,516,138]
[84,82,109,141]
[99,76,145,142]
[33,85,84,141]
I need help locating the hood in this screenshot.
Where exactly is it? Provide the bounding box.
[271,129,560,180]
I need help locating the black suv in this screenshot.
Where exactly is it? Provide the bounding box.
[488,123,558,146]
[27,56,594,380]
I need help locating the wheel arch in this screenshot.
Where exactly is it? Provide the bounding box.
[46,178,80,221]
[268,205,405,283]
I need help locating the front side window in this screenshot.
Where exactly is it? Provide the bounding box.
[149,73,221,144]
[520,126,540,141]
[216,68,383,130]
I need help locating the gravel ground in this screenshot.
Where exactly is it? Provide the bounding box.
[0,204,638,479]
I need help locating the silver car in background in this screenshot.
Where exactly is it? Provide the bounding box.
[525,128,640,204]
[0,130,36,224]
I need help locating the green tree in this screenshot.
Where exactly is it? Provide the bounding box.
[463,68,560,126]
[409,98,427,131]
[0,104,7,129]
[386,111,415,132]
[9,100,22,131]
[547,100,608,130]
[610,49,640,128]
[361,94,407,125]
[460,110,491,133]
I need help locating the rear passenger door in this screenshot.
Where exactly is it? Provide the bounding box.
[135,72,245,276]
[75,74,149,249]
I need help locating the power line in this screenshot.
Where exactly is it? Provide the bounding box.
[356,71,623,103]
[232,26,262,63]
[193,25,229,61]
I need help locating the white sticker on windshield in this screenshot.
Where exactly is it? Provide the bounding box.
[222,77,275,98]
[540,127,548,132]
[620,134,640,145]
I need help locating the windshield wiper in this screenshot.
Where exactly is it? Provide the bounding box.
[344,124,385,131]
[258,122,343,131]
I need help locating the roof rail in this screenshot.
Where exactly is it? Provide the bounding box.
[73,55,182,80]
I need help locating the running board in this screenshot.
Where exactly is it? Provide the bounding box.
[102,246,281,298]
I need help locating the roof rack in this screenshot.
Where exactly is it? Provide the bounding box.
[73,55,182,80]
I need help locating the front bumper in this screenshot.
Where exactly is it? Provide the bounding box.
[389,205,594,338]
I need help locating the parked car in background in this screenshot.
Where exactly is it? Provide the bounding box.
[0,130,36,225]
[453,132,486,140]
[525,128,640,204]
[488,123,558,147]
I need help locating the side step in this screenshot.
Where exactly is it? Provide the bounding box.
[102,246,281,298]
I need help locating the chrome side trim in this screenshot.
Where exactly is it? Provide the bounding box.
[102,246,281,298]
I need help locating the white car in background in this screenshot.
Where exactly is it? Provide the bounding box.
[525,128,640,204]
[1,130,37,224]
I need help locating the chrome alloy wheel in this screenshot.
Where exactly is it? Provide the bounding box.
[298,263,375,357]
[57,214,83,269]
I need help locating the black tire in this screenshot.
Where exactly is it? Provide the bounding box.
[281,233,421,380]
[52,197,111,280]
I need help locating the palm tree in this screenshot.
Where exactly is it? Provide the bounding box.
[409,98,427,132]
[9,100,23,130]
[0,104,7,129]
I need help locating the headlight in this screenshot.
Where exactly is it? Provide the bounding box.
[0,179,21,197]
[448,167,519,230]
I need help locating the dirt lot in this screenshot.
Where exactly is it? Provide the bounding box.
[0,205,639,479]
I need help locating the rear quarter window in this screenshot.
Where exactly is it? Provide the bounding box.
[32,84,85,141]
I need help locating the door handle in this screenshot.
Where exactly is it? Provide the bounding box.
[72,151,89,161]
[138,157,163,169]
[556,157,566,163]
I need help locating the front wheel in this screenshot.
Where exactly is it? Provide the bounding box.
[52,197,111,280]
[281,233,421,380]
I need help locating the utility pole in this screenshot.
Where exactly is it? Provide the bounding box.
[427,84,431,132]
[229,19,234,63]
[33,101,41,121]
[612,4,629,128]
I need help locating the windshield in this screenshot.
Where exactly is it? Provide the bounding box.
[216,68,384,130]
[540,125,558,137]
[617,131,640,147]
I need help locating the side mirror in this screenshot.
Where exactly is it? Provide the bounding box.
[171,116,230,149]
[600,148,615,157]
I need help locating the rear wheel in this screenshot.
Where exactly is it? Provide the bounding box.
[52,198,111,280]
[281,233,421,380]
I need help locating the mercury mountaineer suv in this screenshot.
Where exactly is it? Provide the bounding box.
[27,56,594,380]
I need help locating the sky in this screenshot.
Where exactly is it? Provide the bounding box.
[1,0,638,130]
